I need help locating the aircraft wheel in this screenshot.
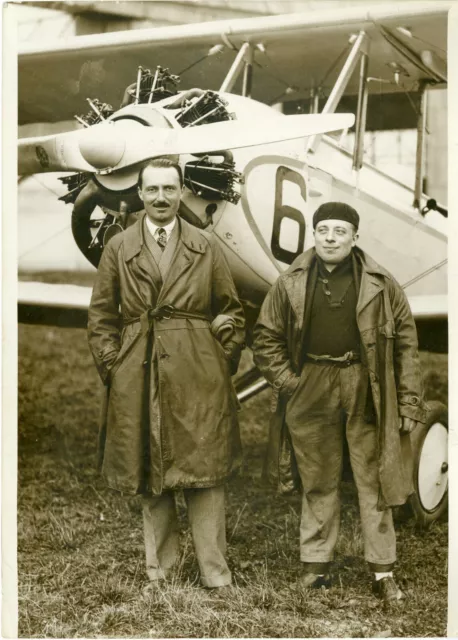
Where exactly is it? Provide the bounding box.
[408,401,448,528]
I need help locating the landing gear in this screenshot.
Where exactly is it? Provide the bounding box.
[408,401,448,528]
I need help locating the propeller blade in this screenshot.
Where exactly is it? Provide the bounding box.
[19,112,355,175]
[18,127,97,175]
[111,112,355,170]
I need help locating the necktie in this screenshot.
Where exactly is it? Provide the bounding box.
[156,228,167,251]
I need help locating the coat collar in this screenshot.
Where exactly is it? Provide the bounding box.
[285,246,389,278]
[282,246,389,325]
[123,213,207,262]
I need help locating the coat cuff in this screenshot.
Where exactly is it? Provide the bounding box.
[271,371,300,412]
[224,339,244,375]
[98,347,119,386]
[101,366,112,386]
[398,394,427,423]
[281,373,301,398]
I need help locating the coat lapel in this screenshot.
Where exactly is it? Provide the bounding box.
[158,218,206,301]
[123,215,163,302]
[354,248,386,316]
[356,271,384,315]
[143,218,164,269]
[282,248,315,331]
[158,220,180,279]
[283,270,308,330]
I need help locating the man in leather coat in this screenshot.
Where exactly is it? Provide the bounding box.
[253,202,426,604]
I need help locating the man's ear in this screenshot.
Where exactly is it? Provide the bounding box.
[352,233,359,247]
[138,187,144,202]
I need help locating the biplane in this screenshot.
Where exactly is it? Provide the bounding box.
[16,1,450,527]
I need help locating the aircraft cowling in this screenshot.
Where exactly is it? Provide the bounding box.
[64,91,242,267]
[65,103,176,267]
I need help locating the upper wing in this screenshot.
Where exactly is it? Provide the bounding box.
[19,1,450,124]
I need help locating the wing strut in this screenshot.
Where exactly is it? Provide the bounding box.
[413,80,429,210]
[242,44,254,98]
[352,52,369,171]
[220,42,251,93]
[307,31,369,154]
[220,42,257,96]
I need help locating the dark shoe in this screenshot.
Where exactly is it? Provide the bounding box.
[372,576,405,604]
[299,572,332,590]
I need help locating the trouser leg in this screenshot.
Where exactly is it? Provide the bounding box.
[184,486,231,588]
[285,363,344,566]
[142,491,180,581]
[342,365,396,569]
[296,420,343,564]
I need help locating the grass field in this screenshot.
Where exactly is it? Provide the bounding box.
[17,276,448,637]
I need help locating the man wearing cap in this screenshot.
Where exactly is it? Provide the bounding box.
[253,202,426,604]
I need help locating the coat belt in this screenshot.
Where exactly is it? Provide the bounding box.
[124,305,211,369]
[124,304,210,335]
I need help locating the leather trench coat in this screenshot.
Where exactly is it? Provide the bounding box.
[253,247,427,510]
[88,215,245,496]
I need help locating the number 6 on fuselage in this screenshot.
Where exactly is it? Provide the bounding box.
[272,165,307,265]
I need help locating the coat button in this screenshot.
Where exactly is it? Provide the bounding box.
[322,279,329,284]
[325,291,331,296]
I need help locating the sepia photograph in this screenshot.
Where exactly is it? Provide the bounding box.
[5,0,455,636]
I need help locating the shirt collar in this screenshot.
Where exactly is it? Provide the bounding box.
[145,215,176,240]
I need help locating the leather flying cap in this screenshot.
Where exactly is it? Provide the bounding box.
[313,202,359,230]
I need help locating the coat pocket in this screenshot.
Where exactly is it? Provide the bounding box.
[213,334,230,361]
[109,326,142,380]
[378,321,396,369]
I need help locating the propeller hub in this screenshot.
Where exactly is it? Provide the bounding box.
[79,123,126,170]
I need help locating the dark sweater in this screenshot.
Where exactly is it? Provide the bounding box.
[304,253,360,357]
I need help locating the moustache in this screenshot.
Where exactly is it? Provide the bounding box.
[154,202,170,208]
